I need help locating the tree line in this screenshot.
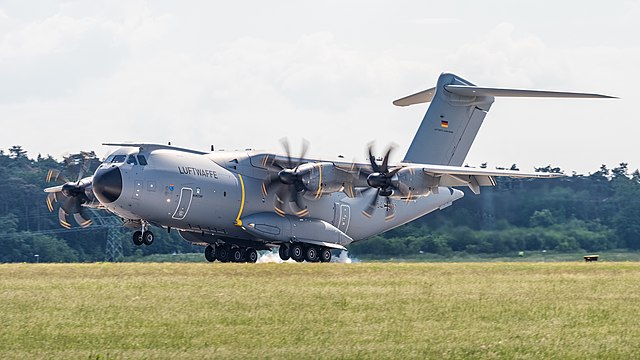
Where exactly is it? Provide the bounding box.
[0,146,195,262]
[1,146,639,262]
[350,163,640,257]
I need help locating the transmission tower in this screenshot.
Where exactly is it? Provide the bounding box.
[89,209,124,262]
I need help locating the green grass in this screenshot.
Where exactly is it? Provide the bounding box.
[2,262,640,359]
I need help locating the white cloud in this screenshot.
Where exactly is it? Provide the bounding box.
[0,1,636,174]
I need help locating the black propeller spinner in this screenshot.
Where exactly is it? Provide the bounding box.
[45,153,94,229]
[261,138,311,217]
[360,144,404,220]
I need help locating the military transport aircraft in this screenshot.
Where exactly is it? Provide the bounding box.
[43,73,614,263]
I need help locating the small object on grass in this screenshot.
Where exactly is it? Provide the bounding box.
[518,251,524,257]
[584,255,599,262]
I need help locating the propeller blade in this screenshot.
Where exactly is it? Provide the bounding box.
[396,181,411,198]
[367,144,380,173]
[73,211,93,228]
[381,146,394,174]
[77,158,90,182]
[388,167,402,177]
[343,183,356,198]
[58,207,71,229]
[362,189,380,218]
[274,186,289,217]
[262,154,285,171]
[46,193,57,212]
[298,139,309,166]
[44,185,64,193]
[261,173,281,197]
[280,138,293,169]
[46,169,68,184]
[291,190,309,217]
[61,197,76,214]
[384,197,396,221]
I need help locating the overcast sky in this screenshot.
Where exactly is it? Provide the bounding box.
[0,1,637,174]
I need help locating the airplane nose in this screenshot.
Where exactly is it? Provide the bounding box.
[93,166,122,203]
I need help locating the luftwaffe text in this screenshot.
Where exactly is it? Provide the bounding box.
[178,166,218,179]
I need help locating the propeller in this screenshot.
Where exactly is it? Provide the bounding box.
[360,143,406,220]
[260,138,312,217]
[44,153,95,229]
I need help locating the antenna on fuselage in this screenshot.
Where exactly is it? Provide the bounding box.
[211,145,214,151]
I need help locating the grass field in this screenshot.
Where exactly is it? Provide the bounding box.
[2,262,640,359]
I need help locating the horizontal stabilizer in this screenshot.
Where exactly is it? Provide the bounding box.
[394,84,616,107]
[393,87,436,107]
[443,85,617,99]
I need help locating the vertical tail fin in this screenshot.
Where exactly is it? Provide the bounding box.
[399,73,493,166]
[397,73,614,166]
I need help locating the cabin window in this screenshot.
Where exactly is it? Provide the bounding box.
[110,155,126,163]
[126,155,138,165]
[137,155,148,166]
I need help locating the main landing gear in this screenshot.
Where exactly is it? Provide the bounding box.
[278,243,332,263]
[132,230,154,246]
[204,244,258,263]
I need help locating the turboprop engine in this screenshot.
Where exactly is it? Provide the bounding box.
[299,162,363,199]
[391,167,442,198]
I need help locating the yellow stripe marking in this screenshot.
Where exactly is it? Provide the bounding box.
[274,207,286,217]
[234,174,246,226]
[315,163,323,199]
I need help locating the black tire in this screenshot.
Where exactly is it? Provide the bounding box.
[278,244,290,261]
[304,246,319,262]
[291,244,304,262]
[246,248,258,263]
[142,231,154,246]
[132,231,143,246]
[320,248,332,263]
[231,248,245,262]
[204,245,216,262]
[217,245,230,263]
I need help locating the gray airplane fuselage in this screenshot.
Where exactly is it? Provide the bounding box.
[95,145,462,247]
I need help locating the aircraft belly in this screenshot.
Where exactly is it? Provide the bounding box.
[342,187,464,241]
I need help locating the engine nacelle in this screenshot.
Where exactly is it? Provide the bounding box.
[392,167,441,197]
[299,162,353,198]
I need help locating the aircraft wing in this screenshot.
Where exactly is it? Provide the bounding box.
[405,164,563,195]
[417,164,563,178]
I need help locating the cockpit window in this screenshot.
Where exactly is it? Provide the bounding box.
[126,155,138,165]
[137,155,148,166]
[110,155,127,163]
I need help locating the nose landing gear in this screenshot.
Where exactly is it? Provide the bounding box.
[132,221,154,246]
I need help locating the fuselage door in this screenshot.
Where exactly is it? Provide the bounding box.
[333,203,351,233]
[172,187,194,220]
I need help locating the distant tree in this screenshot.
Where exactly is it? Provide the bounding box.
[535,165,562,173]
[530,209,556,227]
